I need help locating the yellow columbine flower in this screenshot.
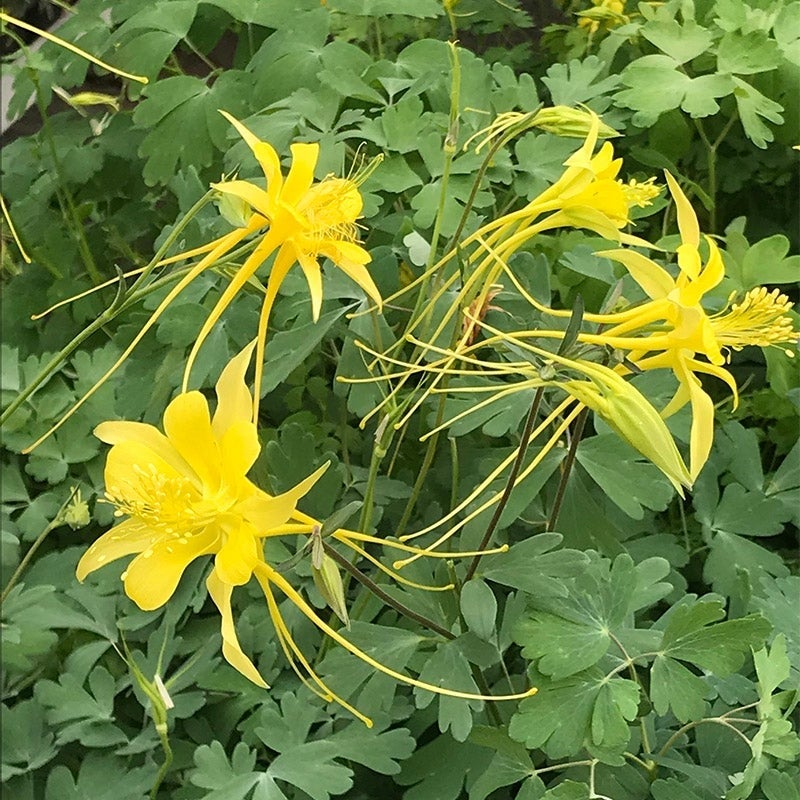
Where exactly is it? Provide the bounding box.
[25,113,382,452]
[519,172,799,479]
[577,0,628,35]
[77,346,534,725]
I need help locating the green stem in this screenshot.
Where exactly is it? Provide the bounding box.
[32,69,100,283]
[547,408,588,530]
[150,725,173,800]
[0,192,213,426]
[406,43,460,334]
[394,396,446,538]
[464,387,544,581]
[357,416,394,536]
[2,488,77,603]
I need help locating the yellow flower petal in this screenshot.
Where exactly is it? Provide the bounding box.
[214,522,260,586]
[219,110,283,199]
[282,142,319,205]
[104,440,191,497]
[665,171,699,250]
[212,179,275,221]
[124,527,218,610]
[94,421,193,476]
[674,355,715,480]
[240,462,329,533]
[296,250,323,322]
[211,341,257,436]
[207,568,268,687]
[76,519,155,581]
[597,248,675,300]
[218,421,261,486]
[163,392,220,491]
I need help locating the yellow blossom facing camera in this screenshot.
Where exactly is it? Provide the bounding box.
[25,113,382,452]
[77,345,535,724]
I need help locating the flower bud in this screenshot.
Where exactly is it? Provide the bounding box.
[531,106,618,140]
[312,552,350,628]
[558,362,692,493]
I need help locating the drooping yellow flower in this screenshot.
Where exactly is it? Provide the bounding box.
[77,346,534,725]
[25,113,381,452]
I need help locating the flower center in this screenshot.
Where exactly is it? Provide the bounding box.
[300,177,362,246]
[712,288,799,354]
[105,464,210,536]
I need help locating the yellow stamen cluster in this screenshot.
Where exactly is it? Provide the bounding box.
[106,466,201,532]
[622,177,661,209]
[301,177,362,245]
[713,288,799,354]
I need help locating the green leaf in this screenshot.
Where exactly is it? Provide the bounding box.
[508,670,639,759]
[762,769,800,800]
[416,641,482,742]
[577,434,675,519]
[717,31,783,75]
[741,235,800,285]
[44,755,153,800]
[732,77,784,148]
[261,304,350,394]
[331,0,442,17]
[658,600,771,673]
[704,531,789,599]
[650,654,710,722]
[752,576,800,672]
[0,700,57,780]
[35,666,127,748]
[482,534,589,599]
[513,555,645,678]
[754,635,792,718]
[133,71,255,185]
[641,19,714,64]
[541,56,620,106]
[616,56,733,124]
[712,483,791,537]
[460,580,498,641]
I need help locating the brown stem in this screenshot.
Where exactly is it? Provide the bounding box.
[464,387,545,581]
[547,408,588,530]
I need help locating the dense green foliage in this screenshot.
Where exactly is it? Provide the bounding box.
[1,1,798,799]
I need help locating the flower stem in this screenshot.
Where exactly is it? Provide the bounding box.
[0,191,213,427]
[1,487,77,604]
[464,387,544,581]
[547,407,588,530]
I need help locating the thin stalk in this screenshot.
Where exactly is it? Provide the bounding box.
[32,70,100,282]
[150,729,173,800]
[406,43,460,332]
[464,387,544,581]
[394,396,446,538]
[357,416,394,536]
[322,543,453,639]
[1,191,213,426]
[547,408,588,530]
[448,436,459,512]
[2,488,77,603]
